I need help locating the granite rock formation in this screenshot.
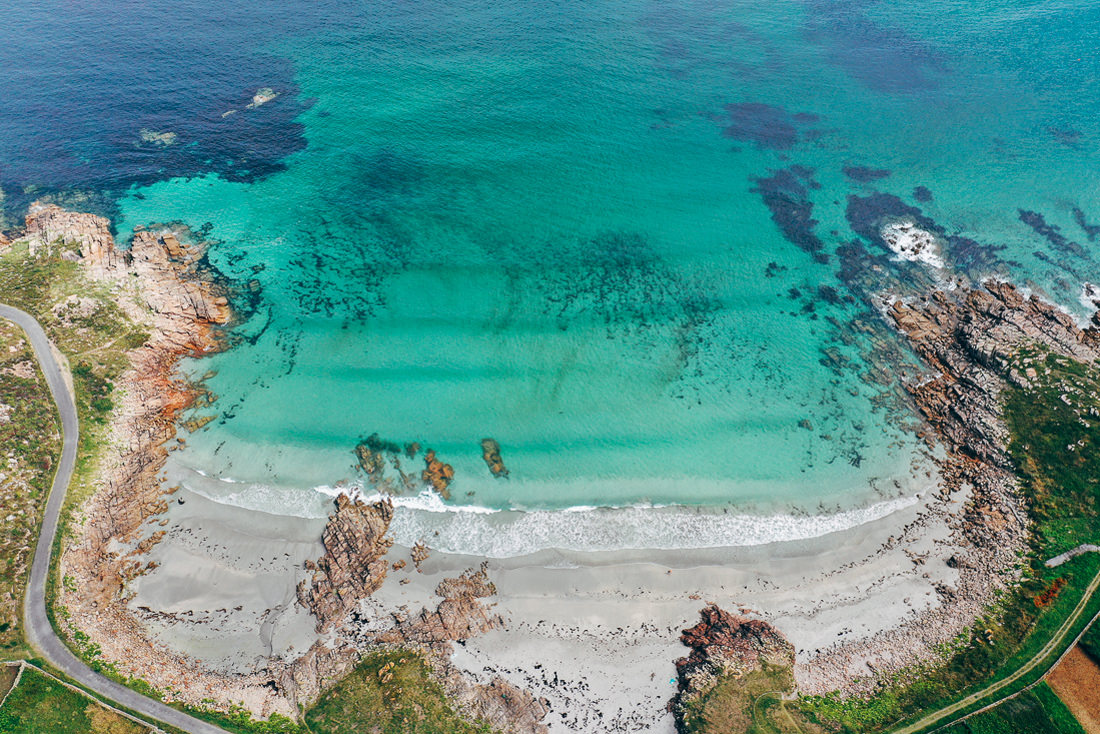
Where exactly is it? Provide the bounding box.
[480,438,509,478]
[298,494,395,633]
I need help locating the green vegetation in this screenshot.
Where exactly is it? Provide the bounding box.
[184,705,301,734]
[304,650,494,734]
[789,350,1100,733]
[0,666,148,733]
[0,238,300,734]
[0,317,61,658]
[939,684,1084,734]
[1078,618,1100,662]
[0,242,148,518]
[679,664,825,734]
[0,242,146,638]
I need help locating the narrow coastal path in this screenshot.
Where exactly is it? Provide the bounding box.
[2,304,229,734]
[892,567,1100,734]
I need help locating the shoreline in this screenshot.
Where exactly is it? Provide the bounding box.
[130,452,976,730]
[168,453,929,557]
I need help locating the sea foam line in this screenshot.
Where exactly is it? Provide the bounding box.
[176,465,919,557]
[380,493,918,557]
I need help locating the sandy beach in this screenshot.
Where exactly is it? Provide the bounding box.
[123,449,998,732]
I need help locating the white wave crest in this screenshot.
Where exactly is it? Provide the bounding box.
[171,461,919,557]
[378,493,917,557]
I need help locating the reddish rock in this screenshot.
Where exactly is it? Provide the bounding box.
[676,604,794,685]
[422,449,455,498]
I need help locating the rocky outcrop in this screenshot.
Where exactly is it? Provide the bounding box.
[443,674,550,734]
[24,203,116,269]
[24,206,297,716]
[799,279,1100,697]
[888,281,1100,468]
[422,449,455,498]
[674,605,794,704]
[298,494,394,633]
[480,438,509,478]
[375,564,500,646]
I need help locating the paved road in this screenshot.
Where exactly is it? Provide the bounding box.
[892,565,1100,734]
[2,304,228,734]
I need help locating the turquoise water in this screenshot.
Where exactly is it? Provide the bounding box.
[8,0,1100,544]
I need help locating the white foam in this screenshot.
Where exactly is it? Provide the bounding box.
[169,462,922,557]
[881,220,945,269]
[371,491,916,557]
[1080,282,1100,313]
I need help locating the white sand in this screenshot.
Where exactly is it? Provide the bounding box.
[124,453,972,732]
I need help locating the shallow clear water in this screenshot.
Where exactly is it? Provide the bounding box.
[5,0,1100,543]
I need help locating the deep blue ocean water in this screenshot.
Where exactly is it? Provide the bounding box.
[4,0,1100,551]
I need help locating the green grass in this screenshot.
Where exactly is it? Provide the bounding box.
[680,664,825,734]
[0,667,148,733]
[0,318,61,659]
[938,684,1084,734]
[1078,618,1100,662]
[304,650,495,734]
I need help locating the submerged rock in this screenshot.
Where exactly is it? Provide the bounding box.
[138,128,178,146]
[480,437,509,478]
[422,449,455,498]
[247,87,279,108]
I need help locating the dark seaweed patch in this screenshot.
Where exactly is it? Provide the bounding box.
[842,165,890,183]
[540,231,707,334]
[751,166,829,264]
[913,186,933,203]
[802,0,947,92]
[722,103,820,151]
[844,193,932,245]
[845,193,1013,275]
[1018,209,1089,260]
[1047,126,1083,149]
[1073,207,1100,242]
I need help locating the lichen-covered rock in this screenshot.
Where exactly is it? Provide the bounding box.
[25,203,117,269]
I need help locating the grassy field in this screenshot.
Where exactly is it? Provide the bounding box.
[0,666,150,733]
[938,683,1084,734]
[304,650,494,734]
[679,663,827,734]
[1080,621,1100,662]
